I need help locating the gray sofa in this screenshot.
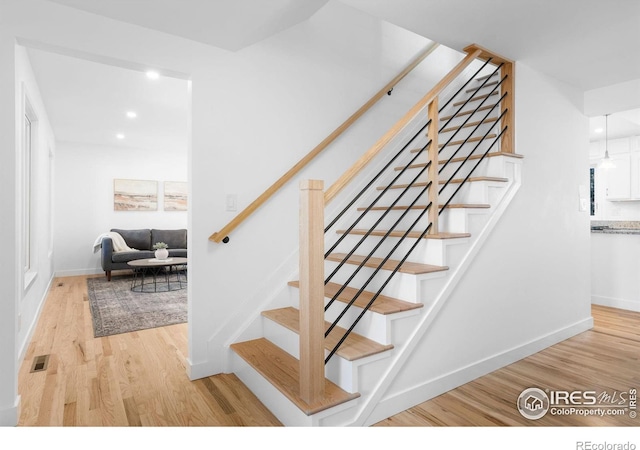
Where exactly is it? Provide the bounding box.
[101,228,187,281]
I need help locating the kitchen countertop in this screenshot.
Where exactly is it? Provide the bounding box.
[591,220,640,235]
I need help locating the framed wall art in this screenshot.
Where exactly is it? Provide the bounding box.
[164,181,187,211]
[113,179,158,211]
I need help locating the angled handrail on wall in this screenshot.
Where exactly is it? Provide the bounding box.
[209,42,441,244]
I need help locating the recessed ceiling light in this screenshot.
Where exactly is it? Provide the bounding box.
[116,133,125,139]
[126,111,137,119]
[146,70,160,80]
[595,127,603,133]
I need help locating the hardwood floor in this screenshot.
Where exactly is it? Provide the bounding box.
[18,275,640,427]
[18,275,282,426]
[375,305,640,427]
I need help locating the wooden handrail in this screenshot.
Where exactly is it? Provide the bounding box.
[209,42,441,243]
[323,47,483,205]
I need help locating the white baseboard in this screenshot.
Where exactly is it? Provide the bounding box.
[362,316,594,426]
[0,396,20,426]
[592,295,640,312]
[54,268,103,278]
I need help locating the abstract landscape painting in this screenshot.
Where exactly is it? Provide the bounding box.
[114,179,158,211]
[164,181,187,211]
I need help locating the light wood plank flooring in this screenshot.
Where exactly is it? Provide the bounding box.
[375,305,640,426]
[18,276,640,427]
[18,275,282,426]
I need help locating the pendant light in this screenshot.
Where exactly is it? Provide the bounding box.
[599,114,615,169]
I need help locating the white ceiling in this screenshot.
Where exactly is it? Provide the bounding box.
[47,0,329,52]
[29,0,640,154]
[339,0,640,92]
[590,109,640,143]
[27,47,190,153]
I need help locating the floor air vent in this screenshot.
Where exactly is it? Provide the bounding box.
[30,355,50,373]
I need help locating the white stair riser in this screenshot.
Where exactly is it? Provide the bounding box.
[324,259,446,304]
[324,300,421,345]
[231,351,356,426]
[262,315,392,394]
[343,205,483,234]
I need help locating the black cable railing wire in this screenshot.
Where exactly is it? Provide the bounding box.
[323,68,488,266]
[442,123,508,204]
[323,61,499,237]
[325,118,508,363]
[438,103,507,183]
[438,62,503,136]
[323,179,434,337]
[324,120,431,234]
[395,71,506,180]
[324,136,431,262]
[324,212,434,363]
[437,68,505,154]
[321,60,511,363]
[323,172,433,312]
[436,58,492,112]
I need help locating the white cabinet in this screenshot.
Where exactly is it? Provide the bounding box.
[605,153,631,199]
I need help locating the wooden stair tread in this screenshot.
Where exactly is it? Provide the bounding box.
[410,134,497,152]
[440,104,498,121]
[336,229,470,240]
[326,252,449,275]
[438,133,497,148]
[230,338,360,415]
[288,281,423,315]
[440,117,498,133]
[466,80,498,93]
[476,72,498,82]
[453,91,498,107]
[394,152,524,171]
[357,203,490,211]
[261,307,393,361]
[377,176,507,191]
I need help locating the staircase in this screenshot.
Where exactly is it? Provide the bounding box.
[228,45,523,426]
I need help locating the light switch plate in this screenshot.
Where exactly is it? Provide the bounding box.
[226,194,237,212]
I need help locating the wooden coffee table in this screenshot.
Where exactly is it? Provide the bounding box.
[127,257,188,293]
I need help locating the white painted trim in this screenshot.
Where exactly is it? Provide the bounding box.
[591,295,640,313]
[186,356,224,381]
[0,395,20,427]
[362,316,594,426]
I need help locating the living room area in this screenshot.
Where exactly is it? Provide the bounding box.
[15,41,191,372]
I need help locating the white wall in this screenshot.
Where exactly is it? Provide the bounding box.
[370,62,593,420]
[54,142,187,276]
[0,43,58,425]
[15,44,58,357]
[0,28,18,428]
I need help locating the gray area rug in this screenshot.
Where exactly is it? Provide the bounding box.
[87,275,187,337]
